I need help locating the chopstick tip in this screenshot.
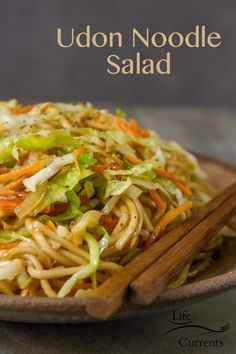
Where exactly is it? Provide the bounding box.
[86,294,124,320]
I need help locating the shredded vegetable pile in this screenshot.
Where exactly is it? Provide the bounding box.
[0,99,233,298]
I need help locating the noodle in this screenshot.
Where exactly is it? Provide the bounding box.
[141,204,154,232]
[23,254,57,297]
[29,226,76,267]
[0,99,230,298]
[111,204,129,235]
[27,265,84,279]
[115,197,139,250]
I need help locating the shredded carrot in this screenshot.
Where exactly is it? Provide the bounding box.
[91,163,121,173]
[0,189,20,197]
[46,220,57,232]
[128,119,138,131]
[114,117,134,135]
[12,105,33,115]
[155,200,193,233]
[0,161,44,184]
[137,130,150,138]
[130,141,142,149]
[0,198,23,210]
[153,167,192,197]
[0,241,20,250]
[0,167,9,174]
[0,189,24,202]
[149,190,167,211]
[129,119,150,137]
[148,201,193,247]
[114,117,150,138]
[5,178,25,191]
[123,153,142,165]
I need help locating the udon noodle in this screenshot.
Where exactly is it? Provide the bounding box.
[0,100,233,298]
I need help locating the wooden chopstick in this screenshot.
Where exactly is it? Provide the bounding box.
[86,181,236,319]
[131,188,236,305]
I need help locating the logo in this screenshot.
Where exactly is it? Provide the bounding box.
[163,310,231,349]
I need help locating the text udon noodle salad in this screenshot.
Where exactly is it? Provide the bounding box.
[0,100,233,297]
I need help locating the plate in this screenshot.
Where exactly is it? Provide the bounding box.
[0,152,235,323]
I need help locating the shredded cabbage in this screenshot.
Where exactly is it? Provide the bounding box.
[24,154,74,192]
[105,178,132,198]
[104,160,161,177]
[57,232,99,297]
[97,227,110,254]
[0,131,79,164]
[34,166,80,214]
[0,259,25,280]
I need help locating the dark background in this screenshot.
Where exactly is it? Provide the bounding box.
[0,0,235,106]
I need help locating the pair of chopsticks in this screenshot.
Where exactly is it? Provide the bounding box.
[86,181,236,319]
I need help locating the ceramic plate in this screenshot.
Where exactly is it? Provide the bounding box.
[0,153,235,323]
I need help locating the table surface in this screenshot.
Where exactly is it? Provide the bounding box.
[0,105,235,354]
